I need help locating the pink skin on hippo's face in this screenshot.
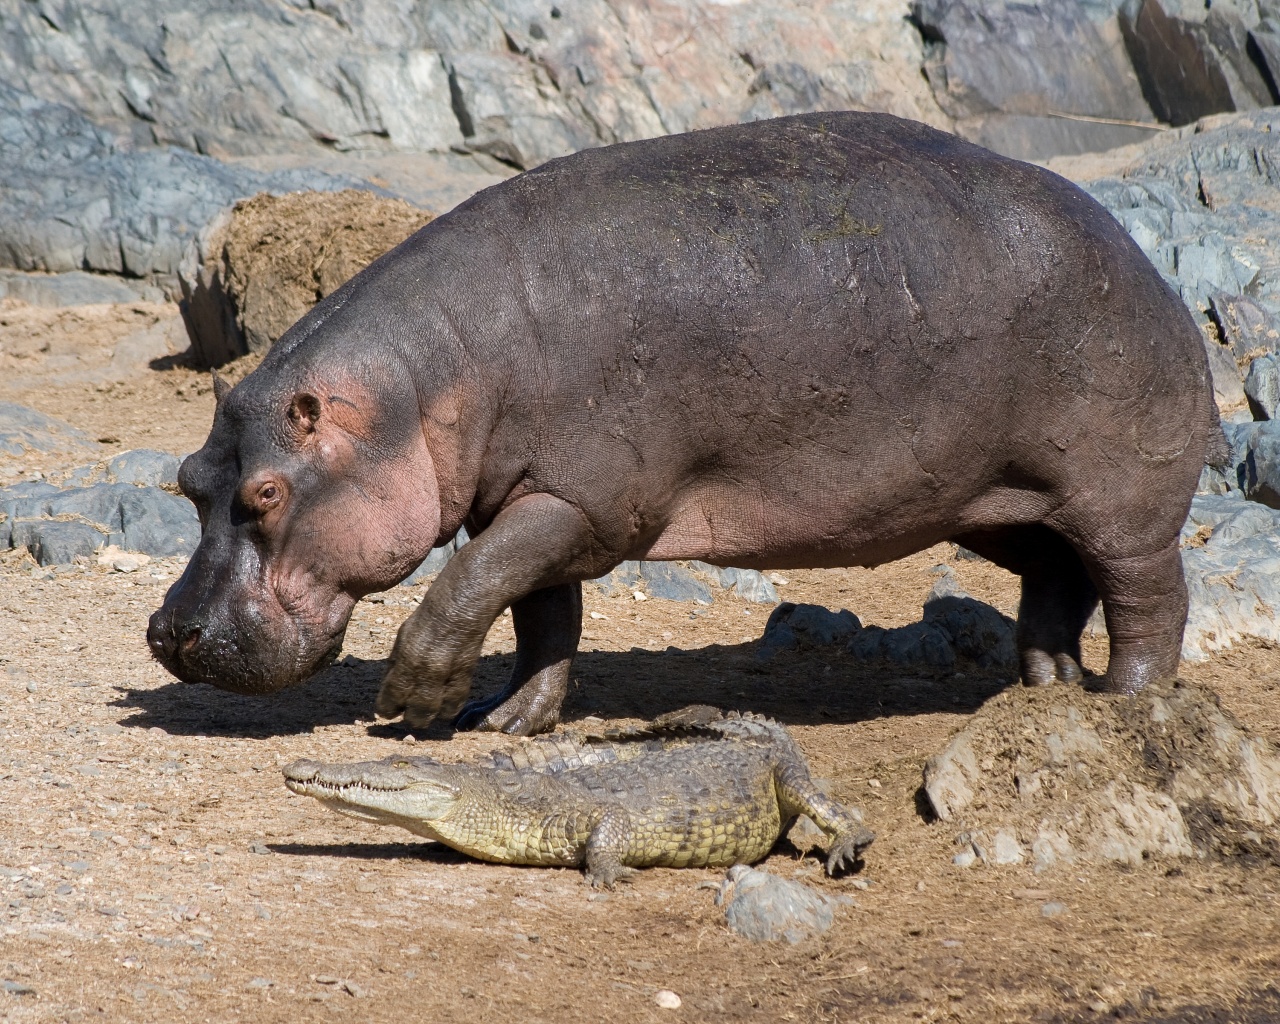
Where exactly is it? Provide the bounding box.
[147,381,441,695]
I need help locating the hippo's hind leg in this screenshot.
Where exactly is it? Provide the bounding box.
[453,582,583,735]
[1075,539,1187,694]
[954,525,1098,687]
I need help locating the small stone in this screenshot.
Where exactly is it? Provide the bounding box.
[1041,901,1067,918]
[654,990,682,1009]
[952,849,978,868]
[25,682,37,693]
[991,830,1026,866]
[246,978,274,990]
[249,842,270,855]
[717,865,838,943]
[54,884,72,895]
[2,981,35,995]
[632,591,647,601]
[867,779,881,789]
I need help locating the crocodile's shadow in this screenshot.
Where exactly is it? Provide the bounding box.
[112,637,1017,739]
[264,841,471,864]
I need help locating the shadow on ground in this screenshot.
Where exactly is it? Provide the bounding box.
[266,841,471,865]
[112,638,1018,738]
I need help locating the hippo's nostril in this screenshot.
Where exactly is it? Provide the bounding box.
[180,625,202,654]
[146,613,177,662]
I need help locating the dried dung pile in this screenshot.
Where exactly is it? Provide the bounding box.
[180,189,433,366]
[924,679,1280,872]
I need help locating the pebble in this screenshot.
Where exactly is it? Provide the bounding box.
[654,990,682,1009]
[2,981,34,995]
[1041,902,1067,918]
[25,682,37,693]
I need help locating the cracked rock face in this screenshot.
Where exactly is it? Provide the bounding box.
[924,679,1280,872]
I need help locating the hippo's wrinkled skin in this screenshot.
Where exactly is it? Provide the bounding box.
[148,112,1219,735]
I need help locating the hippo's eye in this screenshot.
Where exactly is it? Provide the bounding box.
[257,483,282,510]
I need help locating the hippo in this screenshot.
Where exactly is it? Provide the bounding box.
[148,111,1221,736]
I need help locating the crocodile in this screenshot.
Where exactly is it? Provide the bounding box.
[283,708,875,887]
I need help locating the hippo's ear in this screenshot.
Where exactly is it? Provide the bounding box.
[287,392,322,438]
[211,370,231,405]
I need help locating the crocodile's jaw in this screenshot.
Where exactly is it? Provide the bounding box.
[283,759,459,828]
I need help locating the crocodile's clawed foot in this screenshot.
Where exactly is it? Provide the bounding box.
[586,864,636,890]
[825,826,876,876]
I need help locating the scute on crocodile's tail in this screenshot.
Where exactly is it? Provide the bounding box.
[651,705,726,729]
[477,733,626,774]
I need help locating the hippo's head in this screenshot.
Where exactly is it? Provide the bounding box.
[147,356,442,694]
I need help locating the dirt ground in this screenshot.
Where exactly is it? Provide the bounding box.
[0,300,1278,1024]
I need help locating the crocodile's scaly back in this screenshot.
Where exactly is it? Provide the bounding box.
[284,708,874,887]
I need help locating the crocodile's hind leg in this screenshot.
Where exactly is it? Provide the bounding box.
[584,806,638,889]
[775,765,876,875]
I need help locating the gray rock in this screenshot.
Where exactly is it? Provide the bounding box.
[689,562,780,604]
[0,403,97,458]
[913,0,1160,160]
[1073,110,1280,345]
[1,480,198,564]
[0,269,158,306]
[107,450,181,489]
[638,562,714,603]
[848,621,958,669]
[1209,292,1280,360]
[11,520,105,566]
[715,865,845,944]
[0,82,382,289]
[1245,354,1280,420]
[1202,336,1248,417]
[1180,492,1280,659]
[1240,421,1280,508]
[759,603,861,655]
[923,583,1019,670]
[1120,0,1270,127]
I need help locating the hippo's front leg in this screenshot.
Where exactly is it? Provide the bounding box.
[452,582,583,734]
[376,494,592,733]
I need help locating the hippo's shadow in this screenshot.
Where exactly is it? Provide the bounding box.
[111,637,1017,738]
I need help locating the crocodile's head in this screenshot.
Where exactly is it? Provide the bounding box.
[283,756,461,831]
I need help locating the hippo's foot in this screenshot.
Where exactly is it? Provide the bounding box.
[454,582,581,735]
[1020,649,1085,688]
[453,673,568,735]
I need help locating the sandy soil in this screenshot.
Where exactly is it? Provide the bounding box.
[0,301,1277,1024]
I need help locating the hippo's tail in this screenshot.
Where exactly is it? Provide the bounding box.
[1203,387,1233,470]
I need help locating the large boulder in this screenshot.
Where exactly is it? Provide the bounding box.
[0,82,376,291]
[911,0,1162,160]
[178,190,435,365]
[0,0,947,172]
[1119,0,1276,126]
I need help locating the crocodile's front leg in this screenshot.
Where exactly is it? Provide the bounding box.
[584,806,639,889]
[775,766,876,875]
